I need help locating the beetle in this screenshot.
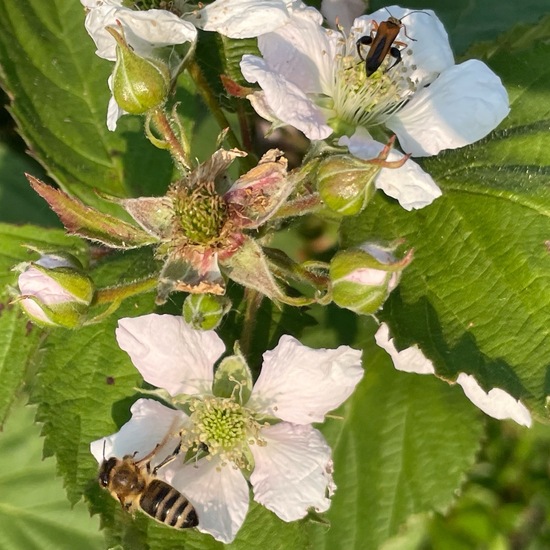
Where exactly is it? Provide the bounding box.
[356,10,429,77]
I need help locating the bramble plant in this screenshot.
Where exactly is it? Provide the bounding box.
[0,0,549,548]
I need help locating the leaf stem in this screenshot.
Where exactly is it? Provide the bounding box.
[187,60,242,151]
[149,107,191,171]
[239,288,264,358]
[93,276,157,306]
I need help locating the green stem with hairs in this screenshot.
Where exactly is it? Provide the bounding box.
[187,60,242,151]
[149,107,191,171]
[239,288,264,359]
[93,276,157,306]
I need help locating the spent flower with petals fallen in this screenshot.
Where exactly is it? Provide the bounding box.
[81,0,296,129]
[240,3,509,210]
[27,148,300,305]
[375,323,532,426]
[91,314,364,542]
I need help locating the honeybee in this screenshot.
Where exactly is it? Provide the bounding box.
[99,446,198,529]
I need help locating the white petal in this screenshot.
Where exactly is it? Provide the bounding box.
[374,323,436,374]
[90,398,187,464]
[246,91,278,124]
[105,75,126,131]
[85,4,197,60]
[387,59,510,157]
[106,94,123,131]
[456,373,532,427]
[116,314,225,396]
[250,423,334,521]
[162,456,249,543]
[257,5,337,95]
[359,6,454,85]
[322,0,365,30]
[191,0,290,38]
[343,130,441,210]
[240,55,332,140]
[248,335,363,423]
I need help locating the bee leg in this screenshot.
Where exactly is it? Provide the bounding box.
[152,442,182,475]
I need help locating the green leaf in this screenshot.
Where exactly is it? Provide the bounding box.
[0,222,88,288]
[0,302,42,429]
[0,0,173,210]
[0,399,102,550]
[307,323,484,549]
[0,143,59,226]
[27,175,158,249]
[31,295,156,505]
[341,21,550,419]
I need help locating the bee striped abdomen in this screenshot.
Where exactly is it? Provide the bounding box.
[140,479,198,528]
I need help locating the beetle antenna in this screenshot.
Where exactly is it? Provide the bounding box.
[400,10,431,22]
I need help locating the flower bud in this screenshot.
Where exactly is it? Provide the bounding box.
[317,155,379,216]
[330,243,413,315]
[106,25,170,114]
[15,252,95,328]
[182,293,231,331]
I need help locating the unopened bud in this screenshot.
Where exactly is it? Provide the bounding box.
[106,25,170,114]
[14,252,95,328]
[330,243,413,315]
[317,155,379,216]
[182,293,231,331]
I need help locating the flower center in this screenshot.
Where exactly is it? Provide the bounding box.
[183,397,265,468]
[328,30,417,132]
[173,181,227,245]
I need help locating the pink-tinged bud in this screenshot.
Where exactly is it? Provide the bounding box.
[15,253,94,328]
[106,25,170,115]
[330,243,413,315]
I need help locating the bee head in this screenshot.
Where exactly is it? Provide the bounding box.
[98,457,119,487]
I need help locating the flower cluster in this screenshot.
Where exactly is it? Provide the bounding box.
[91,314,364,542]
[240,3,509,210]
[14,0,530,546]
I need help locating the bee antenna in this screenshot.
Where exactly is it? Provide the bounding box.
[102,440,106,461]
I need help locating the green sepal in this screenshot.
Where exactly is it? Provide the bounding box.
[31,263,94,304]
[182,293,232,331]
[212,344,253,405]
[317,155,378,216]
[107,25,170,114]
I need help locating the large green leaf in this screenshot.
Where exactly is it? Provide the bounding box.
[342,21,550,420]
[0,303,42,429]
[0,143,59,226]
[0,399,102,550]
[301,313,483,549]
[0,0,173,210]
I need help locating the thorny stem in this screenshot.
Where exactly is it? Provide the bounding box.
[187,60,242,152]
[273,192,324,220]
[265,248,330,292]
[149,107,191,171]
[93,276,157,306]
[239,288,264,358]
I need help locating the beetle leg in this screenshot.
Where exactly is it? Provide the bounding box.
[356,34,373,60]
[356,20,378,60]
[386,46,402,71]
